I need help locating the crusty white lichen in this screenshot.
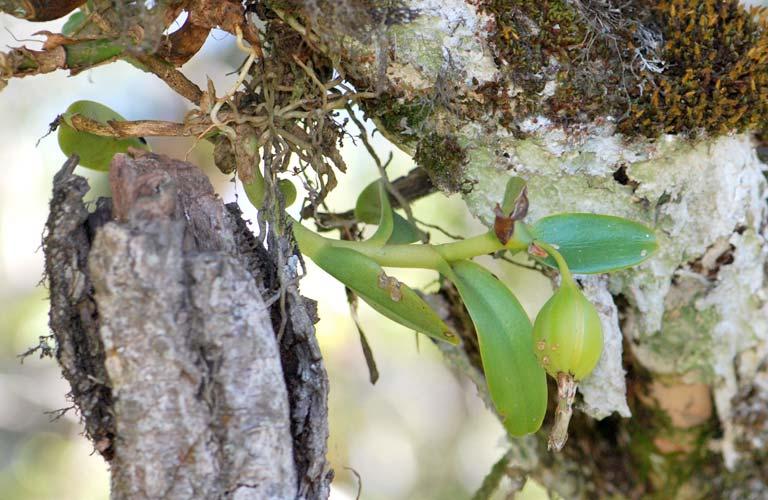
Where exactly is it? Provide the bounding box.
[578,275,631,419]
[458,125,767,466]
[385,0,499,90]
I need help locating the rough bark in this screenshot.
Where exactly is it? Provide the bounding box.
[44,152,330,499]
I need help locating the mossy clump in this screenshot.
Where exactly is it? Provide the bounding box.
[477,0,590,122]
[477,0,768,137]
[414,133,468,193]
[365,95,433,146]
[480,0,585,95]
[620,0,768,136]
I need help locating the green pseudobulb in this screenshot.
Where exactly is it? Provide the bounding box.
[532,281,603,380]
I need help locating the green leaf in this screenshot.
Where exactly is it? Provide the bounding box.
[62,11,86,36]
[243,165,296,209]
[530,213,657,274]
[277,179,297,207]
[57,100,150,171]
[388,213,421,244]
[501,176,527,214]
[450,260,547,436]
[313,246,458,344]
[243,169,266,209]
[354,180,382,224]
[367,182,394,246]
[355,180,421,244]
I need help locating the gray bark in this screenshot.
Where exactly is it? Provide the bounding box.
[44,152,331,499]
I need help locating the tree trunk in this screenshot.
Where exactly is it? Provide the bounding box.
[279,0,768,497]
[44,152,331,499]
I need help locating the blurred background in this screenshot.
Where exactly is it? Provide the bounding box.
[0,13,553,500]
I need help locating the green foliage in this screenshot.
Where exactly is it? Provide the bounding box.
[311,245,458,345]
[243,166,296,209]
[355,180,421,244]
[450,260,547,436]
[530,213,658,274]
[57,100,149,171]
[291,177,657,437]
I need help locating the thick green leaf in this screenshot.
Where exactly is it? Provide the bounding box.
[354,180,382,224]
[530,213,657,274]
[388,213,421,244]
[501,176,527,214]
[243,162,296,209]
[450,260,547,436]
[62,11,86,36]
[57,100,150,171]
[355,179,421,244]
[313,246,458,344]
[367,182,394,246]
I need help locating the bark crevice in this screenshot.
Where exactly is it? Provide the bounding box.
[44,153,330,499]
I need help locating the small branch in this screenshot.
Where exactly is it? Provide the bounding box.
[128,52,203,105]
[308,167,435,228]
[67,114,209,138]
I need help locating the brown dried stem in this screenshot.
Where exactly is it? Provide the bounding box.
[549,372,578,451]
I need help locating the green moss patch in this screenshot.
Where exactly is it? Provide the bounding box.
[477,0,768,137]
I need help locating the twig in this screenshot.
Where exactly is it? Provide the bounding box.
[309,167,435,229]
[470,450,513,500]
[128,52,204,105]
[67,115,207,138]
[494,251,545,272]
[412,216,464,240]
[344,104,425,240]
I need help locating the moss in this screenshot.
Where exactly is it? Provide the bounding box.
[476,0,768,137]
[620,0,768,136]
[413,132,469,193]
[476,0,591,126]
[367,95,433,142]
[480,0,584,94]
